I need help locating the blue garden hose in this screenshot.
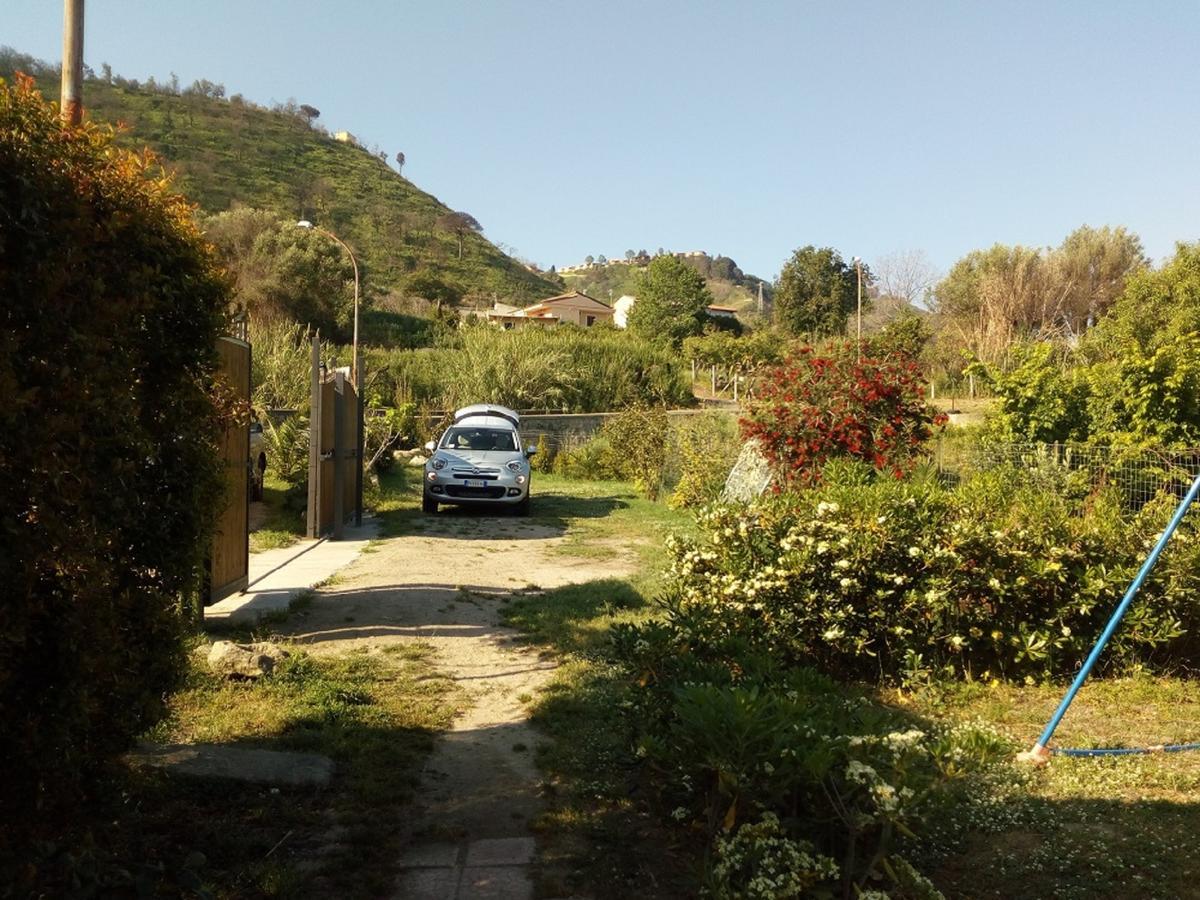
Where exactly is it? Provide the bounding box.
[1020,470,1200,763]
[1053,743,1200,757]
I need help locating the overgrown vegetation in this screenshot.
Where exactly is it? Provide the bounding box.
[369,324,693,412]
[0,75,228,820]
[979,243,1200,446]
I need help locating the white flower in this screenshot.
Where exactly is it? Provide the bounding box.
[908,546,921,557]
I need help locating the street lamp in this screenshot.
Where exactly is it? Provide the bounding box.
[297,220,363,527]
[851,256,863,359]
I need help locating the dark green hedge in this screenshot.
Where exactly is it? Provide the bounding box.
[0,76,228,819]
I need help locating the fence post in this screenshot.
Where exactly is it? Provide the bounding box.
[333,369,345,541]
[306,334,322,539]
[354,351,364,527]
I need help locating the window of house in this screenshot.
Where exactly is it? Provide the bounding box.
[586,315,596,326]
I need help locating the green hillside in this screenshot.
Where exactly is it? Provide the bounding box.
[0,49,559,305]
[561,252,772,314]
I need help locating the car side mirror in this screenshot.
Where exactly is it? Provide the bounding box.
[424,440,436,453]
[525,445,538,457]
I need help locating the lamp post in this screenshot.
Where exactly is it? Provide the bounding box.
[297,220,363,527]
[852,256,863,360]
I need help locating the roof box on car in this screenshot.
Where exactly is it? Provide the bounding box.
[453,404,520,427]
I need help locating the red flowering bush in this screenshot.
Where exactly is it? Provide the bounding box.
[740,343,944,486]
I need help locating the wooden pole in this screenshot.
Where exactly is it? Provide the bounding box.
[61,0,85,126]
[306,335,322,538]
[333,370,345,541]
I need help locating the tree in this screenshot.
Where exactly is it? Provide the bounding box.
[773,246,859,337]
[627,254,713,346]
[395,150,405,174]
[299,104,320,123]
[625,249,635,261]
[203,207,357,338]
[437,210,482,259]
[585,255,595,266]
[1,75,229,816]
[597,254,608,265]
[1053,225,1147,328]
[874,249,938,307]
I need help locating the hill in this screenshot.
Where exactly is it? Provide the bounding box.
[0,48,560,307]
[558,252,772,315]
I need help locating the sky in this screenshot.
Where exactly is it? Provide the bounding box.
[5,1,1199,280]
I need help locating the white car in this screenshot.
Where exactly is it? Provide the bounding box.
[423,405,536,515]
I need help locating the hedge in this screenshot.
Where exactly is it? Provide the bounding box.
[0,76,228,819]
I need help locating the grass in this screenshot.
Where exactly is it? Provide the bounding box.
[21,641,460,898]
[249,472,306,553]
[901,675,1200,899]
[498,476,697,898]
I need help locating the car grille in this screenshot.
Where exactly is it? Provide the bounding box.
[445,485,507,499]
[451,466,500,481]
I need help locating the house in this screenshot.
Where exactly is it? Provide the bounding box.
[518,291,614,327]
[333,131,358,146]
[706,305,739,320]
[484,292,614,329]
[613,295,636,328]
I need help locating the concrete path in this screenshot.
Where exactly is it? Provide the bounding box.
[205,520,378,624]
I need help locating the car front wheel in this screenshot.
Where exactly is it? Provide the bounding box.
[514,495,530,517]
[422,495,438,514]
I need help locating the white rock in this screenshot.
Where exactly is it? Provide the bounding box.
[207,640,289,678]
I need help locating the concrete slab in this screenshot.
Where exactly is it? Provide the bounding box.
[459,865,533,900]
[399,843,462,869]
[394,866,460,900]
[206,519,378,624]
[126,743,334,786]
[464,838,535,868]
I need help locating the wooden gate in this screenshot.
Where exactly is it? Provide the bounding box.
[209,335,251,603]
[312,366,358,536]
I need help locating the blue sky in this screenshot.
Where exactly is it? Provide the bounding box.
[6,1,1198,279]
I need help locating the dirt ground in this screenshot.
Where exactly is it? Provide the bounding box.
[276,509,635,898]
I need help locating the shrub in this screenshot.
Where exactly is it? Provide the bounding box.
[0,76,228,815]
[740,343,944,487]
[263,414,310,482]
[530,433,555,473]
[601,406,669,499]
[669,412,741,509]
[610,616,1009,897]
[664,467,1200,682]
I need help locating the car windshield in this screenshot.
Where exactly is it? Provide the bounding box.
[441,426,518,452]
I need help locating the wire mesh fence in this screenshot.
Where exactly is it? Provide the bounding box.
[934,439,1200,509]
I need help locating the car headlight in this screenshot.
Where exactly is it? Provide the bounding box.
[432,457,447,470]
[516,474,527,485]
[426,470,437,482]
[506,460,522,472]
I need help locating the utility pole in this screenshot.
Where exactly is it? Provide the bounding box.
[853,257,863,360]
[61,0,85,126]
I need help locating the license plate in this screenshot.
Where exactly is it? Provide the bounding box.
[463,479,487,488]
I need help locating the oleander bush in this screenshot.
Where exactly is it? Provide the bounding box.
[663,462,1200,683]
[0,76,229,817]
